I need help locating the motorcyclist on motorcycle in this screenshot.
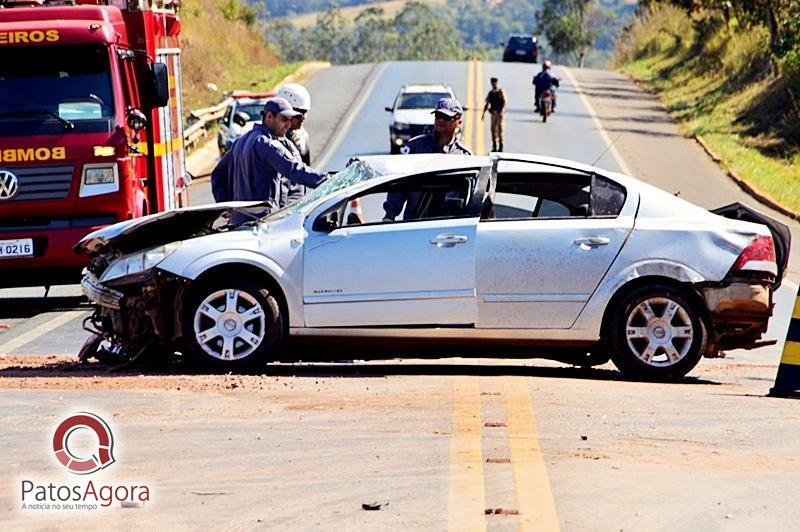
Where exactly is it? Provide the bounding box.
[533,60,560,113]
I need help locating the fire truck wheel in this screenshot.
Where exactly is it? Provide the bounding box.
[182,278,283,370]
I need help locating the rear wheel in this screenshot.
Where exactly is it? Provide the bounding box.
[182,278,283,370]
[610,284,706,380]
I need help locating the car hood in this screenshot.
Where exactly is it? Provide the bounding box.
[393,109,434,125]
[74,201,267,255]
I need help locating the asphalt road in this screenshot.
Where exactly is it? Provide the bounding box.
[2,61,799,530]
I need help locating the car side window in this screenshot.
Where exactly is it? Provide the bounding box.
[590,174,627,216]
[222,105,232,126]
[484,172,590,220]
[341,172,479,227]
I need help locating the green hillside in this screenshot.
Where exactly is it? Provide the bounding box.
[615,3,800,214]
[179,0,299,112]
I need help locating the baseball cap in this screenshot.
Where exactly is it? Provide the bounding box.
[262,97,302,118]
[432,97,464,117]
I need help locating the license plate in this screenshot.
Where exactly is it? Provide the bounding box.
[516,50,526,55]
[0,238,34,258]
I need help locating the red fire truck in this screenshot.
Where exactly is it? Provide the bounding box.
[0,0,188,288]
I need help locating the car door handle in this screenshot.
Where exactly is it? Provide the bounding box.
[430,233,468,247]
[573,236,610,248]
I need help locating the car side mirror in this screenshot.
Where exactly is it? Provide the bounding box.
[149,62,169,108]
[384,107,393,112]
[233,111,250,127]
[313,210,339,232]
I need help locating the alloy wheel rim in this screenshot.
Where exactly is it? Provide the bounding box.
[193,289,266,361]
[625,297,694,367]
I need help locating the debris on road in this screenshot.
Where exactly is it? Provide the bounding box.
[362,501,388,511]
[485,508,519,515]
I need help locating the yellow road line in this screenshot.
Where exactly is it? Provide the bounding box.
[504,377,560,531]
[792,293,800,320]
[475,61,485,156]
[448,376,486,532]
[0,311,86,357]
[462,59,476,153]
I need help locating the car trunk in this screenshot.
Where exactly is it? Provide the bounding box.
[711,202,791,287]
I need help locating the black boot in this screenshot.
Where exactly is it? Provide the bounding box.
[499,141,503,151]
[492,141,497,152]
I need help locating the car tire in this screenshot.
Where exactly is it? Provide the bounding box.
[182,278,283,370]
[390,144,400,155]
[609,284,706,381]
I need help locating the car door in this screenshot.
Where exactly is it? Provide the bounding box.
[303,170,485,327]
[476,160,636,329]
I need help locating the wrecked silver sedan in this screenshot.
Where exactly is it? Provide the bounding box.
[76,154,790,380]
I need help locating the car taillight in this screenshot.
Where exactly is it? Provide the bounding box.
[731,235,777,275]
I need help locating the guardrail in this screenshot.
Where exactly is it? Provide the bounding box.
[183,97,233,151]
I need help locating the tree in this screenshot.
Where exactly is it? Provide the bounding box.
[536,0,599,67]
[352,7,400,62]
[393,1,465,61]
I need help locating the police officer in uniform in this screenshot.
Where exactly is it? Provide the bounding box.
[211,97,326,225]
[384,98,471,221]
[481,77,506,152]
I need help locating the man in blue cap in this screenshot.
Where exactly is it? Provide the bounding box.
[211,97,327,225]
[384,97,471,221]
[399,97,471,156]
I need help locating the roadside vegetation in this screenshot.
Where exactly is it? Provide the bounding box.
[261,0,635,67]
[179,0,299,113]
[615,2,800,214]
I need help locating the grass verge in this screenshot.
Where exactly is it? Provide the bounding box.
[616,6,800,215]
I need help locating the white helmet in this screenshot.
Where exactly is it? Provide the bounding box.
[277,83,311,112]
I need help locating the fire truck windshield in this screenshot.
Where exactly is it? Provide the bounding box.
[0,44,115,136]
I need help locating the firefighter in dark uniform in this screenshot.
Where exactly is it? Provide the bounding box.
[481,77,506,152]
[277,83,312,207]
[210,97,326,225]
[383,98,471,221]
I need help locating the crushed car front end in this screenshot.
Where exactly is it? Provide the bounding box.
[81,243,190,358]
[75,202,268,359]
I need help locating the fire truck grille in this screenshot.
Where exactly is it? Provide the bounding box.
[8,165,75,201]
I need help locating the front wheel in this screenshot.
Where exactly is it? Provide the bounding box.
[609,284,706,380]
[182,278,283,370]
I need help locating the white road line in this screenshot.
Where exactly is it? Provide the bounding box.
[316,62,389,171]
[561,68,634,177]
[0,311,86,357]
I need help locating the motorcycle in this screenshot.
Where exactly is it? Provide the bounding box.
[538,89,554,123]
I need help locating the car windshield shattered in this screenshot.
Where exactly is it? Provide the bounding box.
[264,159,381,221]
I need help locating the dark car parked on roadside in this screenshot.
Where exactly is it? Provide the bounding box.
[502,34,538,63]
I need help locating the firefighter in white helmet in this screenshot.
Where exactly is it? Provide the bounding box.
[277,83,312,207]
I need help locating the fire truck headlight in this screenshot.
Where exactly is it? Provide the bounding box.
[80,164,119,197]
[84,166,116,185]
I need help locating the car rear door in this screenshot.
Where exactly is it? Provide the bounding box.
[303,170,485,327]
[475,160,637,329]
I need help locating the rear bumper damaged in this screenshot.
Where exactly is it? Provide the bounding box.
[702,282,772,351]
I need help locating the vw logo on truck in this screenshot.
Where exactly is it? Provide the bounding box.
[0,169,19,200]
